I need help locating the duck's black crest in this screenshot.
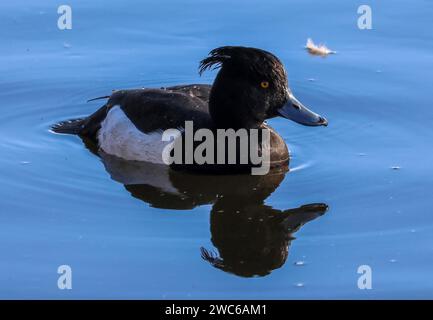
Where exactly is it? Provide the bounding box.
[200,247,225,270]
[199,47,231,75]
[199,46,287,83]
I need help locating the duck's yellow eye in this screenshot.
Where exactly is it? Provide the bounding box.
[260,81,269,89]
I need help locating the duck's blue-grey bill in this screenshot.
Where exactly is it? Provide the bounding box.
[278,94,328,126]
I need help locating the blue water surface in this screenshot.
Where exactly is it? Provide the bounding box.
[1,0,433,299]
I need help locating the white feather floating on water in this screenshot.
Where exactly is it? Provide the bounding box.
[305,38,336,56]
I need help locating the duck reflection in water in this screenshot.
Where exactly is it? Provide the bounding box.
[99,152,328,277]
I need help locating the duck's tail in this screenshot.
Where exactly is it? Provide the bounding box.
[52,94,111,135]
[51,118,85,134]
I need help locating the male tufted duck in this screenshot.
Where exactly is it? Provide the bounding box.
[52,46,328,172]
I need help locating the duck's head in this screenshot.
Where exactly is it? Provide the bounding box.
[200,46,328,129]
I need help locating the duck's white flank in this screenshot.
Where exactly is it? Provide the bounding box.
[98,105,168,163]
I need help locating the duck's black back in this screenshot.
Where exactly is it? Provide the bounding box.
[53,84,289,171]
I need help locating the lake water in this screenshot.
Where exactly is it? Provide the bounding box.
[1,0,433,299]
